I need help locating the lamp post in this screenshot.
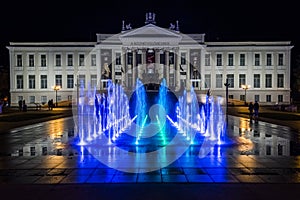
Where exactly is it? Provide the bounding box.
[241,84,250,105]
[52,85,61,107]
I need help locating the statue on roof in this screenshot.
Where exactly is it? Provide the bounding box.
[145,12,156,24]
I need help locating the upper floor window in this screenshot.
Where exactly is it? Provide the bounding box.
[41,75,47,89]
[254,54,260,66]
[41,54,46,67]
[204,74,211,88]
[115,53,121,65]
[29,55,34,67]
[254,74,260,88]
[240,54,245,66]
[91,54,97,66]
[278,53,284,66]
[265,74,272,88]
[79,54,85,66]
[277,74,284,88]
[28,75,35,89]
[216,74,223,88]
[239,74,246,88]
[205,53,210,66]
[227,74,234,88]
[228,53,234,66]
[67,75,74,89]
[17,55,22,67]
[266,54,272,66]
[55,54,61,66]
[216,54,222,66]
[55,75,62,87]
[181,52,186,65]
[16,75,23,89]
[67,54,73,66]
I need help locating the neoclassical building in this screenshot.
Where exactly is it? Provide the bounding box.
[7,13,293,106]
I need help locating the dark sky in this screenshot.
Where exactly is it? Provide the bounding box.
[1,0,299,66]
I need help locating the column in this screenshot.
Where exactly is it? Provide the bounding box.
[132,49,136,87]
[175,48,180,91]
[121,48,126,87]
[155,49,160,76]
[165,50,169,86]
[186,50,191,90]
[141,49,147,79]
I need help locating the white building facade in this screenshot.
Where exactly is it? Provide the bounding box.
[7,13,293,106]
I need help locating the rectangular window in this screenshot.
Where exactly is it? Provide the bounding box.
[254,54,260,66]
[266,54,272,66]
[16,75,23,89]
[266,95,271,102]
[55,54,61,66]
[29,55,34,67]
[255,95,260,102]
[55,75,62,87]
[79,54,85,66]
[127,52,132,65]
[229,95,234,99]
[277,74,284,88]
[240,54,245,66]
[204,74,211,88]
[254,74,260,88]
[216,54,222,66]
[216,74,223,88]
[78,75,85,88]
[29,96,35,104]
[227,74,234,88]
[278,95,283,103]
[205,53,210,66]
[41,75,47,89]
[67,75,74,89]
[181,53,186,65]
[67,54,73,66]
[278,53,284,66]
[17,55,22,67]
[29,75,35,89]
[169,52,175,65]
[41,96,47,104]
[265,74,272,88]
[239,74,246,88]
[240,95,245,101]
[228,53,234,66]
[115,53,121,65]
[91,75,97,88]
[91,54,97,66]
[41,54,46,67]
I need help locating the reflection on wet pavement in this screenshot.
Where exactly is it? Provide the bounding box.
[0,115,300,184]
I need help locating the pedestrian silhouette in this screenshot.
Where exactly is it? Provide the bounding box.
[253,101,259,122]
[248,102,254,120]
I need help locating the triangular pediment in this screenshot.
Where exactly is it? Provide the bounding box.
[120,24,181,38]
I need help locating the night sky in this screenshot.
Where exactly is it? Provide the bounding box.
[1,0,299,67]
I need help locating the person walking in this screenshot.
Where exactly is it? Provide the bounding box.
[253,101,259,122]
[248,102,254,120]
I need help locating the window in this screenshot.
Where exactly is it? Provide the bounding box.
[227,74,234,88]
[216,54,222,66]
[78,75,85,88]
[240,54,245,66]
[255,95,260,102]
[29,75,35,89]
[216,74,223,88]
[254,74,260,88]
[169,52,175,65]
[91,54,97,66]
[91,75,97,88]
[278,53,284,66]
[277,74,284,88]
[16,75,23,89]
[254,54,260,66]
[228,53,234,66]
[17,55,22,67]
[41,75,47,89]
[55,54,61,66]
[265,74,272,88]
[67,75,74,89]
[278,95,283,103]
[239,74,246,88]
[229,95,234,99]
[55,75,62,87]
[114,53,121,65]
[41,54,46,67]
[240,95,245,101]
[181,53,186,65]
[205,53,210,66]
[127,52,132,65]
[41,96,47,104]
[79,54,85,66]
[266,54,272,66]
[29,55,34,67]
[29,96,35,104]
[67,54,73,66]
[204,74,211,88]
[266,95,271,102]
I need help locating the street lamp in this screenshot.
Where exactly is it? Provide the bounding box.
[52,85,61,107]
[241,84,250,105]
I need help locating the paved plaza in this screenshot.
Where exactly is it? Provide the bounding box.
[0,108,300,199]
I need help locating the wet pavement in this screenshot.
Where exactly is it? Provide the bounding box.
[1,114,300,199]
